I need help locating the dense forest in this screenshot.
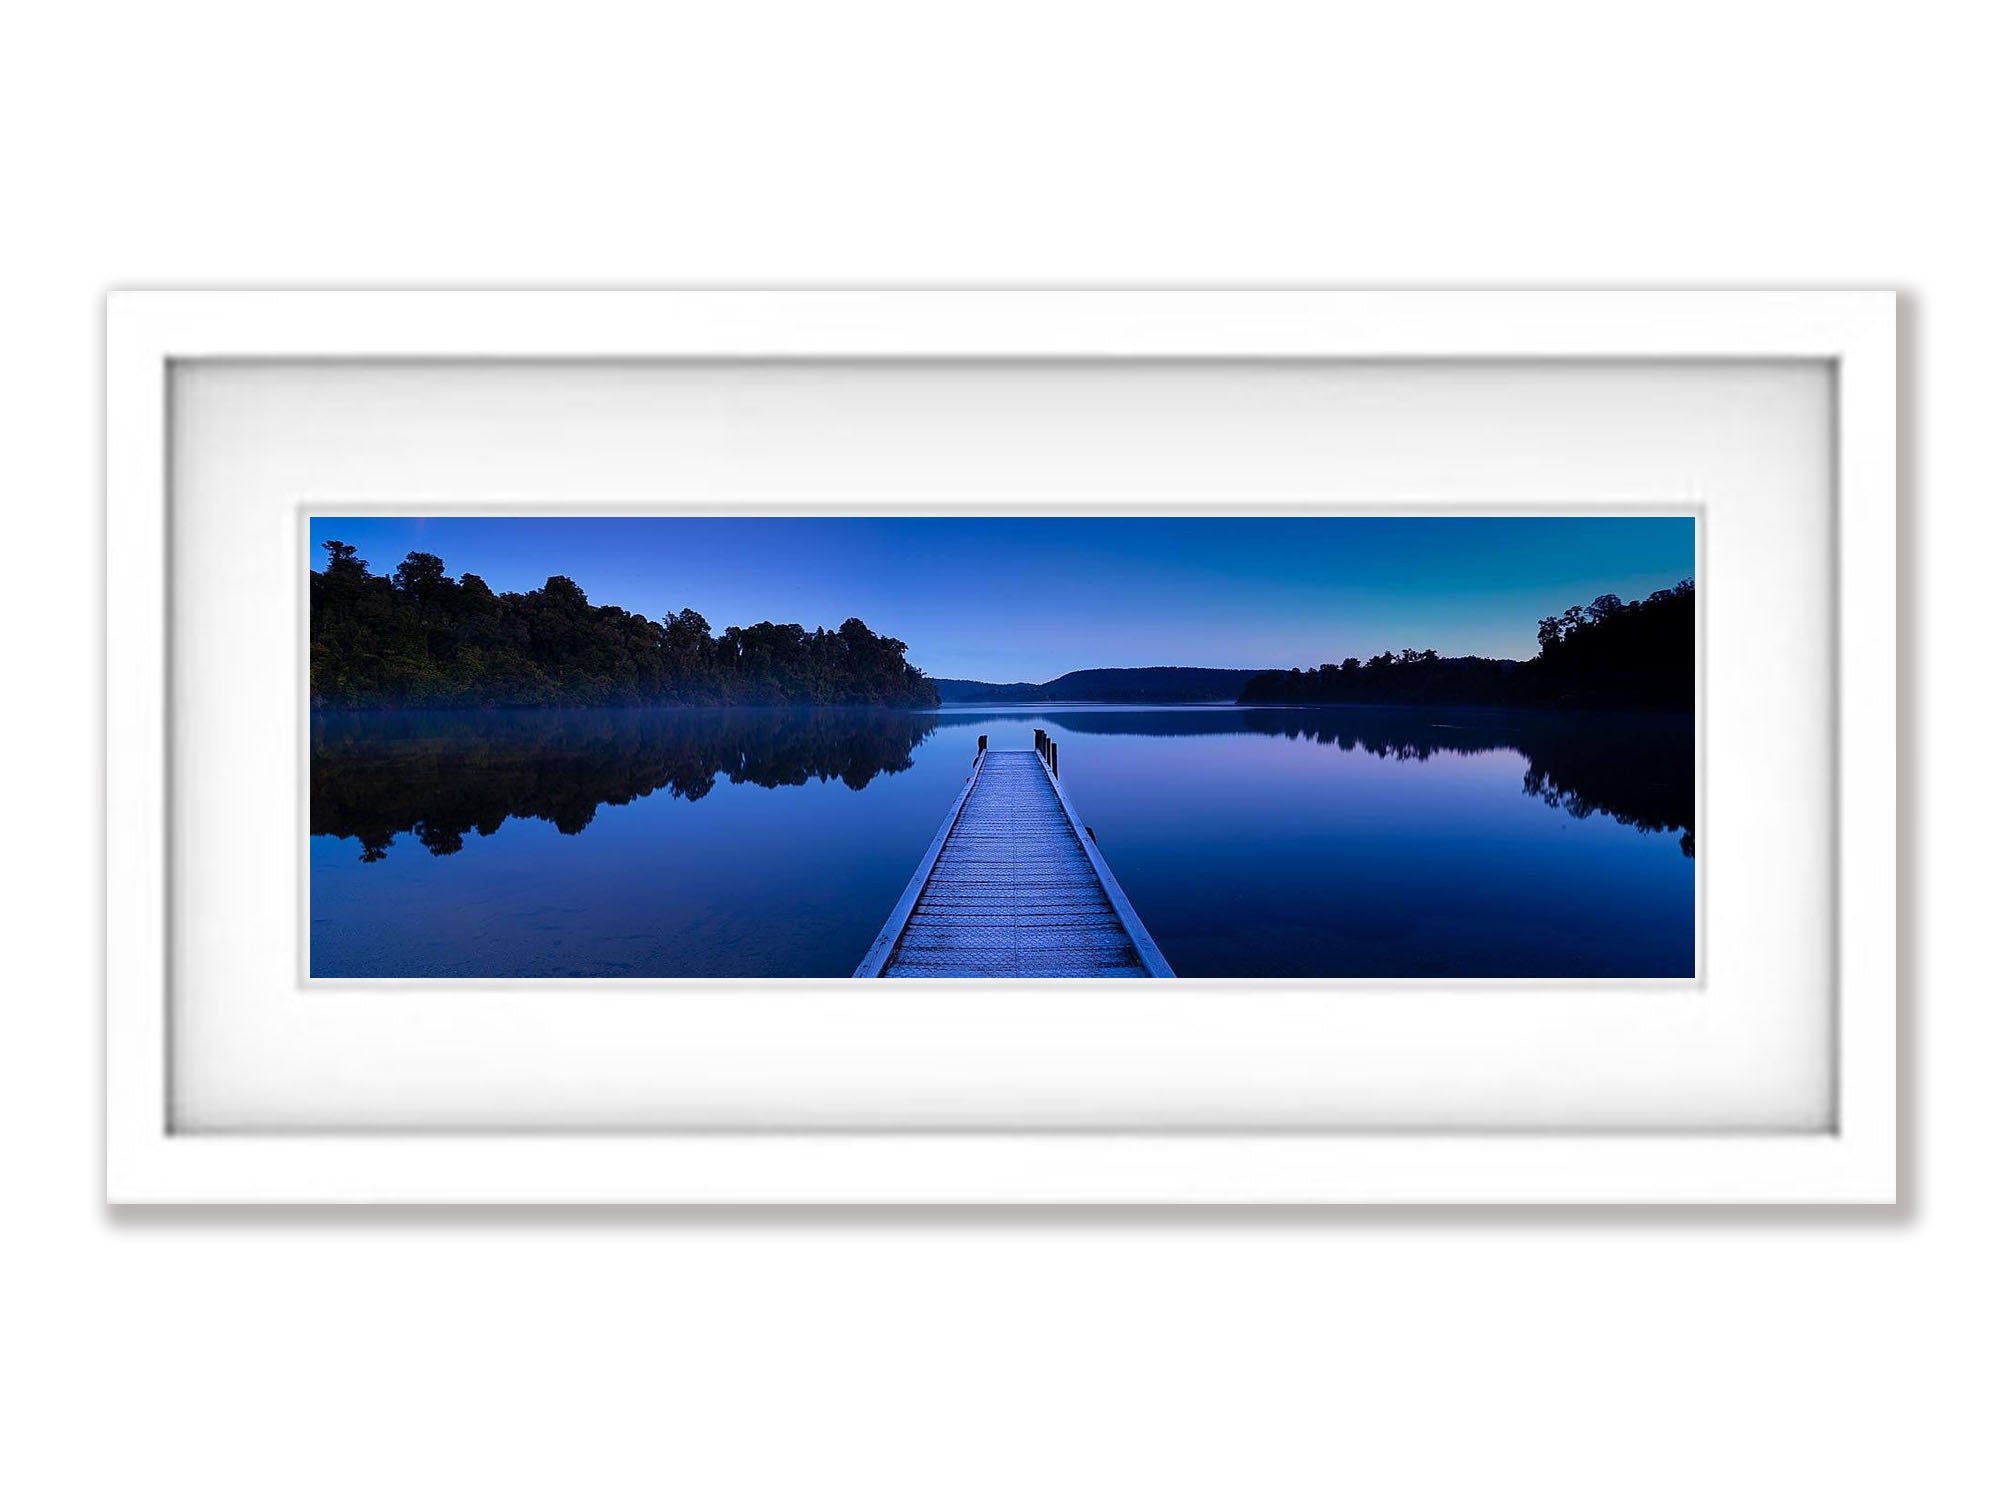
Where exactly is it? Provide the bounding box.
[1239,579,1695,711]
[310,542,939,709]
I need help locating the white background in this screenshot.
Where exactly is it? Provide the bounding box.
[2,2,1986,1497]
[173,360,1820,1134]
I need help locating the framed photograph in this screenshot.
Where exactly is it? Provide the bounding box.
[106,290,1896,1203]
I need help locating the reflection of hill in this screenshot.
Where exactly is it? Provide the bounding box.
[956,704,1695,855]
[312,707,936,862]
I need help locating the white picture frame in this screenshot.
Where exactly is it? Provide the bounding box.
[106,290,1896,1204]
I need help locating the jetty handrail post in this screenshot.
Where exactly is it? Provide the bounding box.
[1030,740,1176,977]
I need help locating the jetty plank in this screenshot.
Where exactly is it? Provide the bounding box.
[855,748,1175,978]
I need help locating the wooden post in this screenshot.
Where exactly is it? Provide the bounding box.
[1049,740,1058,779]
[978,734,987,752]
[1035,728,1046,757]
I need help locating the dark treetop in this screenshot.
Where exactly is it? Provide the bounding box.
[1239,579,1695,712]
[310,542,940,710]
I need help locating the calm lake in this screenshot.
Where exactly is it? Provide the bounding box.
[310,703,1695,979]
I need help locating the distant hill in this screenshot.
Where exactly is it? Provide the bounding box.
[931,679,1044,702]
[932,666,1267,704]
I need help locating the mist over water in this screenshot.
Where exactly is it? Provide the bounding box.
[310,703,1694,979]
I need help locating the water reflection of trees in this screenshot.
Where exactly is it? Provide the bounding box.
[959,705,1696,856]
[1245,708,1694,856]
[313,707,936,862]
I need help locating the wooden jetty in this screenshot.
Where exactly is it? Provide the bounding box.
[854,735,1175,978]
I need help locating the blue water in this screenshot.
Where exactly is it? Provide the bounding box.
[310,704,1694,979]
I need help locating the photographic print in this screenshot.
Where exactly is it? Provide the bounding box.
[309,515,1696,980]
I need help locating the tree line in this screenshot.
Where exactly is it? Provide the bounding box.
[1239,579,1694,711]
[310,542,940,709]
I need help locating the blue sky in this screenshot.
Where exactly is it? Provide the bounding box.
[309,515,1694,682]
